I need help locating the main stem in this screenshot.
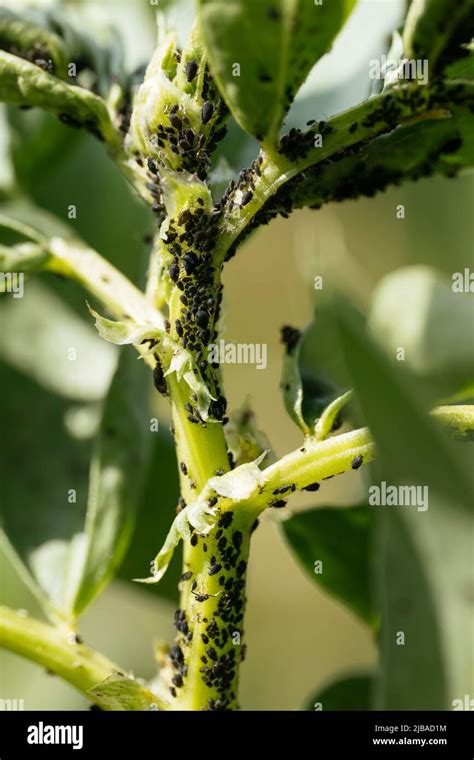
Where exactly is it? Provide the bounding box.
[164,372,257,710]
[170,506,255,711]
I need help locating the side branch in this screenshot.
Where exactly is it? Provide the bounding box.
[0,606,121,709]
[214,81,473,262]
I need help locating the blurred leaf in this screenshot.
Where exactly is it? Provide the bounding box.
[69,346,152,616]
[0,342,154,621]
[0,281,116,401]
[0,359,91,615]
[304,673,372,710]
[8,109,83,194]
[335,301,474,708]
[374,509,448,709]
[88,673,162,711]
[445,42,474,80]
[282,506,376,627]
[403,0,474,73]
[198,0,356,142]
[119,432,181,604]
[368,265,474,400]
[16,132,153,288]
[336,302,474,511]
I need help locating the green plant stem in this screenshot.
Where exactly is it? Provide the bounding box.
[165,507,255,711]
[258,427,375,506]
[431,404,474,440]
[215,82,469,262]
[253,404,474,509]
[0,50,123,155]
[0,606,122,709]
[169,376,229,500]
[47,238,165,329]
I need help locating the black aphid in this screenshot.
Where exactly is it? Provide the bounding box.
[270,499,287,509]
[147,157,158,174]
[186,60,198,82]
[232,531,243,549]
[170,114,182,130]
[303,482,320,492]
[195,309,209,328]
[168,261,180,283]
[153,362,168,396]
[183,252,198,275]
[351,455,363,470]
[202,101,214,124]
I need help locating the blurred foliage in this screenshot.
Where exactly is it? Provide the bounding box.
[304,673,372,711]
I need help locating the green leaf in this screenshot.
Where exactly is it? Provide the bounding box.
[0,280,116,401]
[137,459,264,585]
[91,310,216,422]
[373,509,448,709]
[0,360,92,616]
[118,432,181,603]
[136,495,218,585]
[445,41,474,80]
[198,0,356,142]
[403,0,474,74]
[7,108,84,194]
[90,310,164,346]
[69,346,152,616]
[88,674,163,711]
[0,341,153,621]
[282,506,376,626]
[280,318,348,436]
[335,301,474,708]
[315,390,352,441]
[368,265,474,400]
[304,673,372,710]
[336,303,474,511]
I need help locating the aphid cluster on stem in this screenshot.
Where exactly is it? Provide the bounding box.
[165,511,252,709]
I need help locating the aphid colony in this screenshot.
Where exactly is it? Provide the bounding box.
[226,83,472,254]
[1,40,56,74]
[154,194,229,421]
[168,511,249,709]
[217,155,261,217]
[144,56,228,179]
[278,120,335,162]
